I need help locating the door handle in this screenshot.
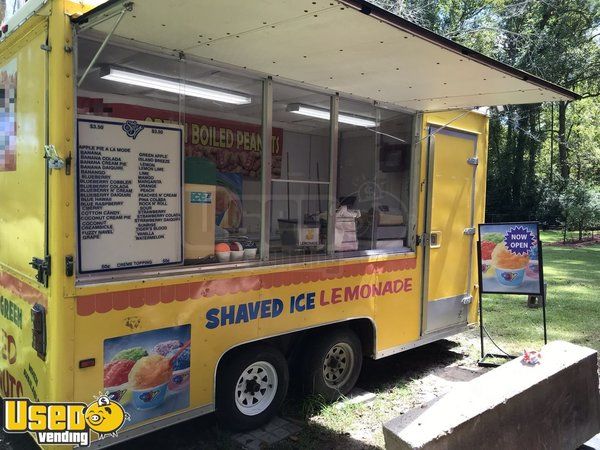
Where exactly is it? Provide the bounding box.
[430,231,442,248]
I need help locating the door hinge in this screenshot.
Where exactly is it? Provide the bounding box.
[31,303,47,360]
[44,145,64,169]
[44,146,71,174]
[467,157,479,166]
[65,255,74,277]
[416,233,428,247]
[30,255,51,286]
[463,227,476,235]
[461,295,473,305]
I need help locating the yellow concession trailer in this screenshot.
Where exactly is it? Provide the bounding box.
[0,0,577,447]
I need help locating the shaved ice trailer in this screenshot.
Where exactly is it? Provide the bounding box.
[0,0,577,447]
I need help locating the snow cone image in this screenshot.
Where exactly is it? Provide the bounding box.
[103,359,134,405]
[153,340,182,357]
[167,347,191,392]
[480,240,496,278]
[103,346,147,405]
[129,354,172,410]
[111,347,148,362]
[153,340,191,392]
[491,242,530,287]
[525,245,540,279]
[104,325,191,427]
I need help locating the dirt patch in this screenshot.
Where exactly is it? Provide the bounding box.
[276,332,490,449]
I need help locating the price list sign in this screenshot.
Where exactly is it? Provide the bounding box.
[77,117,183,273]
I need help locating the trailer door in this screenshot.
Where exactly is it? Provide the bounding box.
[0,22,49,286]
[423,127,478,334]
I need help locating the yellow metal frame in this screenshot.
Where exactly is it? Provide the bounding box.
[47,0,76,403]
[0,2,489,447]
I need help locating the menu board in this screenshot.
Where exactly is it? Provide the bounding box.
[77,117,183,273]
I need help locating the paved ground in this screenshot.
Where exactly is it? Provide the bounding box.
[582,434,600,450]
[232,417,302,449]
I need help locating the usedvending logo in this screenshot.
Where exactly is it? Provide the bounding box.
[2,394,129,446]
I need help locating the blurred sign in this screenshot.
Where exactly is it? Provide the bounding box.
[478,222,543,295]
[78,97,284,178]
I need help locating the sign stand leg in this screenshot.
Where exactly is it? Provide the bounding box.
[476,241,485,360]
[477,239,516,368]
[542,282,548,344]
[479,287,485,360]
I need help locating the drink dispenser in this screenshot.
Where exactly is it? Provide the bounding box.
[184,157,217,260]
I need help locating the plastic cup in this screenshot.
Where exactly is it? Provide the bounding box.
[216,251,231,262]
[105,383,131,406]
[481,260,494,278]
[495,266,526,287]
[230,250,244,261]
[168,368,190,392]
[525,260,539,279]
[131,382,168,410]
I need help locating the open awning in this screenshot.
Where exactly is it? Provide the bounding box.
[73,0,579,112]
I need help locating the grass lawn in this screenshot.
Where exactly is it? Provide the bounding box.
[483,234,600,353]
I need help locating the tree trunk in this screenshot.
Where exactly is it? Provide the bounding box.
[526,107,539,218]
[557,101,569,181]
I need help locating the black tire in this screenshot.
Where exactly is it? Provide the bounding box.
[301,328,363,402]
[216,344,289,431]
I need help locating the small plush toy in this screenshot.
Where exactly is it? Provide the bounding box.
[522,349,542,365]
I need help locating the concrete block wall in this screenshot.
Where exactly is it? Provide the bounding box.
[383,341,600,450]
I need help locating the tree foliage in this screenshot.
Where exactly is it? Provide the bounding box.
[374,0,600,236]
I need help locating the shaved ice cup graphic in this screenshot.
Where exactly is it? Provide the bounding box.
[168,368,191,392]
[132,382,168,410]
[525,260,539,279]
[106,383,132,406]
[481,260,495,278]
[495,265,526,287]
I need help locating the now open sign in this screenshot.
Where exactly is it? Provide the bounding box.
[478,222,543,296]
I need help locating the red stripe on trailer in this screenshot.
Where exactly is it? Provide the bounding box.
[0,270,47,307]
[75,257,417,316]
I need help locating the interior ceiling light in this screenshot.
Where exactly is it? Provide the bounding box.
[100,67,252,105]
[78,0,110,7]
[286,103,377,127]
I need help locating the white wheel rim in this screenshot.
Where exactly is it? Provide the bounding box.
[323,342,354,388]
[235,361,278,416]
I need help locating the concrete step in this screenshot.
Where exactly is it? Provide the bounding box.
[383,341,600,450]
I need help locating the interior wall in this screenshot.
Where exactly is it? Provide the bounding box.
[271,131,329,236]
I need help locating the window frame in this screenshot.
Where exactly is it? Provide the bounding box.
[73,38,418,285]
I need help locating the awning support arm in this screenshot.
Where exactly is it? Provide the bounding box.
[77,2,134,88]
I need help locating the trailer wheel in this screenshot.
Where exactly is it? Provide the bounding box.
[216,345,288,431]
[302,328,362,402]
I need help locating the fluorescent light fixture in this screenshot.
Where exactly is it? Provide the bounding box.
[79,0,109,6]
[100,67,252,105]
[286,103,377,127]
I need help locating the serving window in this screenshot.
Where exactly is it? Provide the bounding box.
[338,99,413,253]
[270,83,331,259]
[75,33,415,277]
